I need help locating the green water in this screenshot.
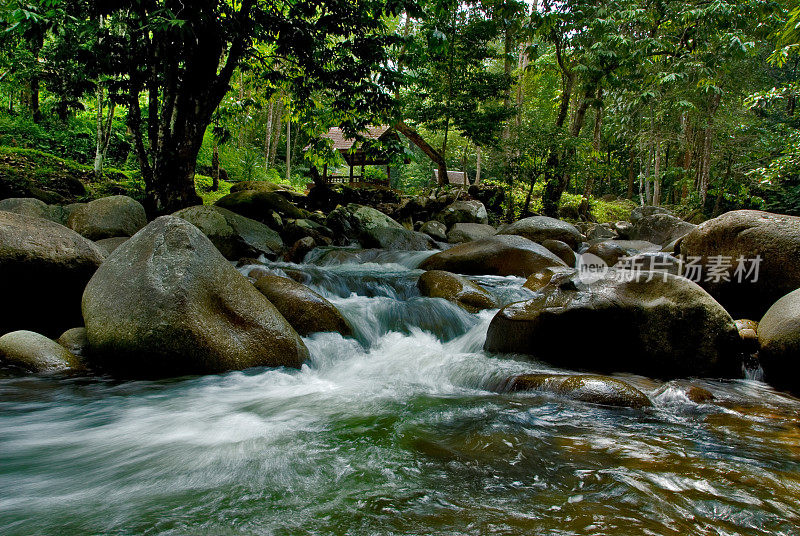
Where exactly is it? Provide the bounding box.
[1,255,799,535]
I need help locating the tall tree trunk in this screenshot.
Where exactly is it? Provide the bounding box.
[285,120,291,181]
[475,146,482,184]
[583,87,603,198]
[626,148,636,199]
[93,83,116,179]
[264,98,274,172]
[652,138,661,206]
[211,140,220,191]
[698,93,721,206]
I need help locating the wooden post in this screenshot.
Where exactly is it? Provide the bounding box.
[361,164,365,182]
[323,164,328,183]
[349,165,354,183]
[386,165,391,185]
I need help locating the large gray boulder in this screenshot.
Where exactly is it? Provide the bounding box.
[758,288,800,392]
[498,216,582,248]
[447,223,496,243]
[67,195,147,240]
[82,216,309,378]
[0,211,105,336]
[254,275,352,336]
[0,330,83,373]
[630,205,672,223]
[630,213,696,246]
[419,235,567,277]
[324,203,434,249]
[0,197,60,222]
[485,272,741,379]
[680,210,800,318]
[365,227,436,250]
[173,205,283,260]
[436,200,488,227]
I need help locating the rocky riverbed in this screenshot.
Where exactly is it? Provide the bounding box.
[1,186,800,534]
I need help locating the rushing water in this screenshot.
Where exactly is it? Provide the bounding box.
[2,248,800,535]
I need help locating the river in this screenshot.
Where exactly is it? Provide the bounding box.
[1,247,799,535]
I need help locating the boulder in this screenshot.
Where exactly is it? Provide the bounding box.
[585,223,616,241]
[613,221,633,239]
[173,205,282,260]
[504,374,652,409]
[446,223,496,243]
[417,270,498,313]
[680,210,800,318]
[94,237,129,256]
[0,197,59,222]
[67,195,148,240]
[485,272,741,379]
[325,203,404,237]
[284,236,317,264]
[419,235,567,277]
[216,190,309,220]
[56,327,89,357]
[615,252,681,276]
[586,241,627,268]
[436,200,489,227]
[82,216,309,377]
[630,205,672,223]
[366,227,437,251]
[498,216,582,248]
[253,275,352,336]
[541,239,575,267]
[324,203,433,250]
[0,330,83,373]
[229,181,290,193]
[630,213,696,246]
[757,288,800,391]
[522,266,577,293]
[420,220,447,241]
[0,212,105,336]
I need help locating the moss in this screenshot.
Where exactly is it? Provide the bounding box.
[195,174,233,205]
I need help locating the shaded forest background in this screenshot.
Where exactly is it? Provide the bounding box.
[1,0,799,220]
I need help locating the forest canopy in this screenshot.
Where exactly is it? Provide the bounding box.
[1,0,799,218]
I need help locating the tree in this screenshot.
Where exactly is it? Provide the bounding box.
[91,0,412,213]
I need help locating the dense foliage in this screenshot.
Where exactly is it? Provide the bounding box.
[1,0,799,218]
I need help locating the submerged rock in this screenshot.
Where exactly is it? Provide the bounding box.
[498,216,582,248]
[758,288,800,392]
[680,210,800,318]
[254,275,352,336]
[82,216,309,378]
[485,272,741,379]
[173,205,283,260]
[417,270,498,313]
[67,195,147,240]
[419,235,567,277]
[503,374,652,409]
[0,330,83,373]
[0,211,105,336]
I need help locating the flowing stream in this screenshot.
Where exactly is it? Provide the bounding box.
[2,248,800,535]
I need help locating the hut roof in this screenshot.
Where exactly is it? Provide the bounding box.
[321,125,393,151]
